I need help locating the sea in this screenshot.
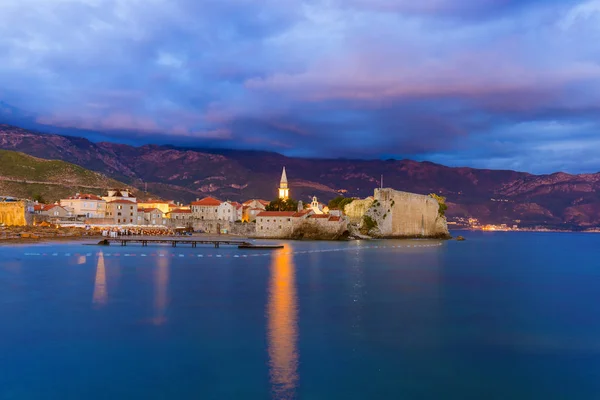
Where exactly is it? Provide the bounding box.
[1,231,599,399]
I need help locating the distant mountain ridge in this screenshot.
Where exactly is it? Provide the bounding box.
[0,147,145,203]
[1,123,599,229]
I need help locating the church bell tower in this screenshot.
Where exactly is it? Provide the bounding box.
[278,167,289,200]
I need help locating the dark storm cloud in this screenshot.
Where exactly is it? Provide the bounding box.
[1,0,600,173]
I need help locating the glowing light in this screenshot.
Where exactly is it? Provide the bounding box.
[92,252,107,306]
[267,244,298,399]
[152,254,170,325]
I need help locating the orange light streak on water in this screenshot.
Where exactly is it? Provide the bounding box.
[267,244,298,399]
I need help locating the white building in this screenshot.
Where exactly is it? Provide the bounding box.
[137,208,166,225]
[34,204,70,218]
[217,201,243,222]
[310,196,325,215]
[243,199,269,210]
[60,193,106,218]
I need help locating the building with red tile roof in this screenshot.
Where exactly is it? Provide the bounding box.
[137,208,166,226]
[34,204,70,218]
[255,209,314,238]
[217,201,243,222]
[191,197,221,206]
[167,208,193,223]
[191,197,221,220]
[255,208,347,239]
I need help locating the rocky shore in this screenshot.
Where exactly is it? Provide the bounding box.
[0,225,100,242]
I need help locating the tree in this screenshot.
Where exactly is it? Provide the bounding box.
[429,193,448,217]
[328,196,355,211]
[266,198,298,212]
[32,193,45,203]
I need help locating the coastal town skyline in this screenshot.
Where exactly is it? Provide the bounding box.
[1,2,600,398]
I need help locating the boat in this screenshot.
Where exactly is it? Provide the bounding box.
[238,244,284,249]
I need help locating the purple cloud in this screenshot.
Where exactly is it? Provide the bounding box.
[1,0,600,173]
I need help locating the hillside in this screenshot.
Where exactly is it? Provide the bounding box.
[1,124,599,229]
[0,148,145,202]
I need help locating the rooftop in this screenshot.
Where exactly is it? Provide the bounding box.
[35,204,64,212]
[191,197,221,206]
[139,207,162,213]
[257,211,297,217]
[67,194,103,201]
[169,208,192,214]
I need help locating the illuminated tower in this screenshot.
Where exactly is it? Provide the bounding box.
[278,167,289,200]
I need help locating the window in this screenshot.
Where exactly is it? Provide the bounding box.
[130,206,133,210]
[118,219,121,223]
[118,205,122,210]
[287,218,291,222]
[117,212,122,216]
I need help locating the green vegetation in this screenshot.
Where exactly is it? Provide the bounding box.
[328,196,355,211]
[0,150,106,183]
[32,193,45,203]
[266,198,299,212]
[429,193,448,217]
[0,149,132,202]
[360,215,378,235]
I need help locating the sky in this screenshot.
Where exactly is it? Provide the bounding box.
[1,0,600,174]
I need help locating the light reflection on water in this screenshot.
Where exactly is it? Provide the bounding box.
[267,244,298,399]
[152,253,170,325]
[92,252,107,307]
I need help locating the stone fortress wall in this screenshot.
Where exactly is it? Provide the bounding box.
[344,197,374,224]
[346,188,450,238]
[0,201,33,226]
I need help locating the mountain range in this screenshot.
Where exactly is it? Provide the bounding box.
[0,148,143,203]
[1,123,599,229]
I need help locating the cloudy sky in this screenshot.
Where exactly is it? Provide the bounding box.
[1,0,600,173]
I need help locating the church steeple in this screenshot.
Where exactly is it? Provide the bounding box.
[278,167,289,200]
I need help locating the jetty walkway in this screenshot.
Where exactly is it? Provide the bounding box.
[100,238,252,248]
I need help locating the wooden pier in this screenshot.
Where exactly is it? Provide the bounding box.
[99,238,252,248]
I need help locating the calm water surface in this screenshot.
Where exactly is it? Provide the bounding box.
[1,231,600,399]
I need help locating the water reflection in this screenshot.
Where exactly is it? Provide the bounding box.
[92,252,107,307]
[267,244,299,399]
[152,253,170,325]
